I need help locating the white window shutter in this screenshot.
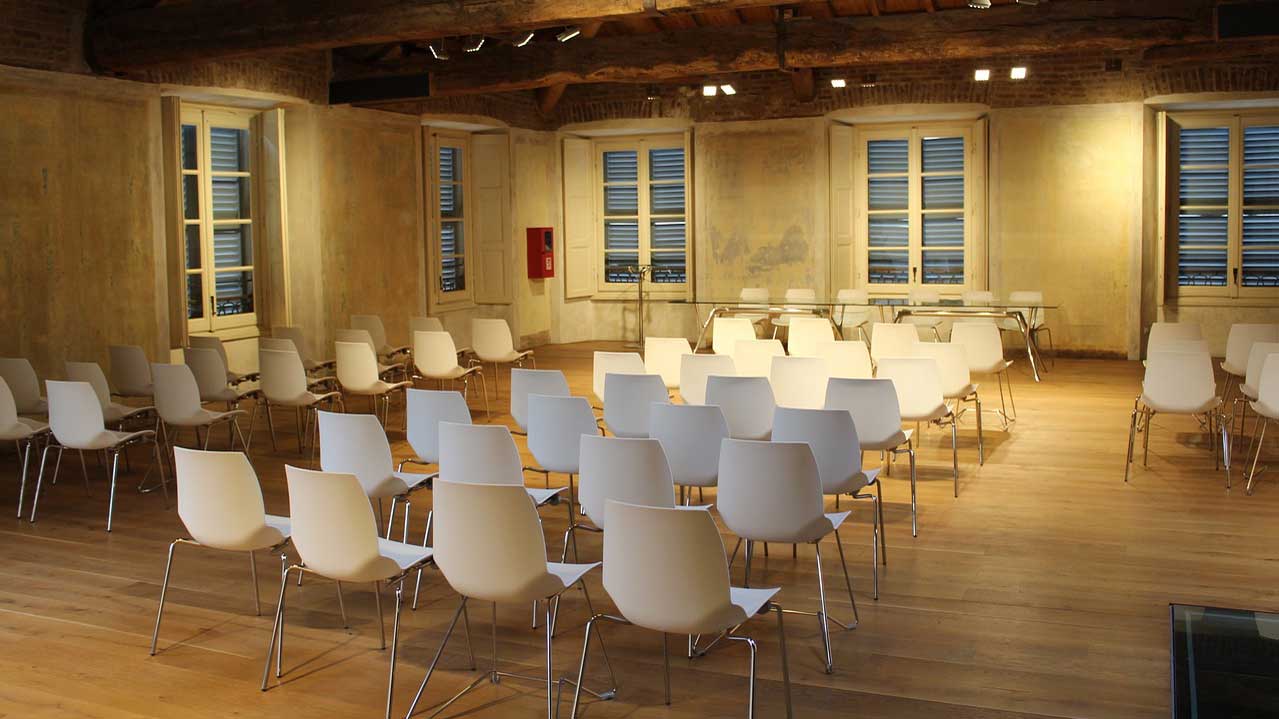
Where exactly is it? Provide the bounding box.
[829,123,854,291]
[563,137,596,299]
[472,134,512,304]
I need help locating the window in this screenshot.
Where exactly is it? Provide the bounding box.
[1167,112,1279,300]
[181,107,256,331]
[854,122,979,293]
[429,131,471,304]
[595,136,689,295]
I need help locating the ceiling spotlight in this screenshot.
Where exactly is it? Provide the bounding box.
[464,36,485,53]
[645,85,660,100]
[1010,66,1028,79]
[861,73,877,88]
[429,42,449,60]
[831,78,847,88]
[702,84,718,97]
[515,31,535,48]
[719,84,736,95]
[1014,0,1040,5]
[974,68,991,82]
[557,26,581,42]
[968,0,992,7]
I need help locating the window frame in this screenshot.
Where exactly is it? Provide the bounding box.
[427,130,474,308]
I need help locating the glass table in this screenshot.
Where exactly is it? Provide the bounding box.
[1171,604,1279,717]
[673,298,1059,381]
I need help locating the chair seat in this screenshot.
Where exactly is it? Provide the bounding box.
[104,402,154,425]
[526,486,567,506]
[381,344,411,358]
[547,561,601,594]
[1241,384,1258,400]
[420,365,481,382]
[69,427,155,452]
[0,417,49,441]
[165,407,247,428]
[303,359,336,373]
[902,404,952,423]
[479,350,532,364]
[346,380,412,396]
[828,467,880,496]
[1251,399,1279,420]
[377,538,434,573]
[205,386,260,404]
[1140,393,1221,415]
[943,383,979,401]
[378,361,407,376]
[1221,361,1245,377]
[975,359,1013,375]
[859,428,914,452]
[367,470,434,499]
[116,385,154,399]
[17,398,48,417]
[218,514,290,552]
[729,586,782,623]
[267,390,341,408]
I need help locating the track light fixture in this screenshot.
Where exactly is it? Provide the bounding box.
[974,68,990,81]
[1010,66,1028,79]
[515,31,535,47]
[464,36,485,53]
[830,78,847,88]
[968,0,992,7]
[557,26,581,42]
[861,73,877,88]
[429,42,449,60]
[719,84,736,95]
[702,84,718,97]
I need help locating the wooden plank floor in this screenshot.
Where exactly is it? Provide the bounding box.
[2,341,1276,719]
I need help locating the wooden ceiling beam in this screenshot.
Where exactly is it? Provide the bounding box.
[426,0,1214,95]
[88,0,790,70]
[536,21,603,115]
[1143,38,1279,65]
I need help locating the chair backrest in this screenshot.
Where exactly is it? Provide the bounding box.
[875,357,946,420]
[527,394,598,474]
[1256,354,1279,415]
[784,287,816,303]
[769,355,829,410]
[259,348,309,403]
[704,375,775,440]
[471,318,517,361]
[730,338,785,378]
[109,344,153,396]
[962,290,994,306]
[813,340,873,379]
[711,317,757,356]
[1162,339,1210,355]
[603,500,735,635]
[835,288,874,329]
[151,363,205,424]
[284,465,384,582]
[644,336,692,389]
[406,389,470,464]
[64,361,112,410]
[1246,342,1279,391]
[183,347,230,401]
[318,411,394,496]
[1147,322,1203,355]
[335,341,380,392]
[45,380,107,448]
[870,322,921,363]
[188,335,230,372]
[271,326,316,365]
[949,322,1007,374]
[717,438,823,543]
[413,331,461,377]
[592,351,646,403]
[1143,351,1217,413]
[509,368,569,431]
[259,337,297,353]
[1225,324,1279,375]
[603,372,669,438]
[0,378,19,429]
[0,358,42,413]
[410,316,445,335]
[786,317,835,357]
[824,377,905,448]
[914,342,973,398]
[908,287,941,305]
[431,478,554,603]
[678,354,736,405]
[335,327,378,354]
[739,287,769,304]
[350,314,390,351]
[174,447,271,550]
[772,407,865,495]
[438,421,525,486]
[579,435,675,528]
[649,403,729,488]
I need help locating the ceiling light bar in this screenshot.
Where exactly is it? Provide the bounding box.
[515,31,535,48]
[702,84,718,97]
[719,84,736,95]
[968,0,992,7]
[1010,66,1028,79]
[830,78,847,88]
[974,68,991,81]
[464,36,485,53]
[557,26,581,42]
[429,42,449,60]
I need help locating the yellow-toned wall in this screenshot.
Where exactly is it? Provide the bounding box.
[511,129,559,345]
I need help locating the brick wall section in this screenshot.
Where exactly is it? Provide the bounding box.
[377,92,549,130]
[0,0,90,73]
[120,51,332,104]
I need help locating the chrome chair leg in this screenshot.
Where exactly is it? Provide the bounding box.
[949,419,959,498]
[1124,398,1140,482]
[1246,418,1268,495]
[813,543,834,674]
[385,583,403,719]
[833,529,863,615]
[249,550,261,615]
[150,540,180,655]
[725,635,759,718]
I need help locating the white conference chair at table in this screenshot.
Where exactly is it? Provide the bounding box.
[870,322,922,366]
[591,351,646,407]
[825,377,921,536]
[678,353,736,405]
[271,326,335,375]
[336,328,407,381]
[705,375,776,441]
[950,322,1016,427]
[412,330,489,417]
[771,288,817,339]
[712,316,758,356]
[770,356,829,410]
[1222,323,1279,399]
[471,317,534,400]
[109,344,155,400]
[1242,354,1279,495]
[31,380,168,531]
[351,313,410,362]
[877,357,964,497]
[737,286,771,326]
[785,316,835,358]
[153,363,249,454]
[813,340,873,380]
[834,288,875,342]
[644,336,691,391]
[335,340,413,427]
[602,372,669,438]
[1234,341,1279,455]
[650,402,729,506]
[256,347,343,456]
[731,339,786,379]
[900,288,944,341]
[0,358,47,417]
[261,466,434,719]
[1125,349,1230,486]
[64,361,154,429]
[962,289,995,307]
[189,334,258,385]
[773,406,885,599]
[717,438,858,674]
[568,500,794,719]
[1005,290,1053,366]
[1,377,49,519]
[510,368,570,435]
[916,342,985,465]
[150,447,291,654]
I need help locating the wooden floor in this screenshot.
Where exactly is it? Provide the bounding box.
[3,342,1276,719]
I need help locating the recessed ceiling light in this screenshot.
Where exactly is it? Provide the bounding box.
[514,31,535,48]
[429,43,449,60]
[974,68,991,81]
[702,84,717,97]
[831,78,847,88]
[719,84,736,95]
[968,0,991,7]
[645,85,660,100]
[556,26,581,42]
[464,36,485,53]
[1010,66,1028,79]
[861,73,877,88]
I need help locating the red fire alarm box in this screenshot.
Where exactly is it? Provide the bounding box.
[527,227,554,278]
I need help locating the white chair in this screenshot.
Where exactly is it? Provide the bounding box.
[1243,354,1279,494]
[705,375,775,441]
[1235,342,1279,454]
[771,288,817,336]
[730,339,785,378]
[592,351,646,406]
[773,407,884,598]
[678,354,736,406]
[184,347,260,413]
[644,337,691,391]
[337,328,407,381]
[258,337,296,353]
[603,372,669,438]
[412,331,489,417]
[877,357,962,497]
[962,290,994,306]
[259,340,338,394]
[471,318,534,400]
[189,334,257,385]
[438,421,565,509]
[404,478,605,719]
[825,378,920,536]
[834,289,874,342]
[64,361,154,429]
[510,368,569,434]
[950,322,1016,426]
[565,435,677,563]
[569,500,792,718]
[916,343,985,465]
[402,388,469,475]
[712,317,758,356]
[109,344,154,399]
[151,448,291,654]
[770,356,829,410]
[262,466,433,719]
[152,363,248,452]
[1125,350,1229,485]
[650,403,729,505]
[737,286,771,325]
[527,394,599,543]
[351,314,409,361]
[0,358,46,417]
[717,438,857,674]
[1222,324,1279,397]
[1006,290,1052,364]
[32,380,168,531]
[1147,321,1202,356]
[410,316,445,334]
[813,340,873,380]
[272,326,334,374]
[318,410,434,541]
[870,322,921,365]
[257,348,342,455]
[900,288,944,340]
[1,377,49,519]
[786,317,835,358]
[335,341,412,427]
